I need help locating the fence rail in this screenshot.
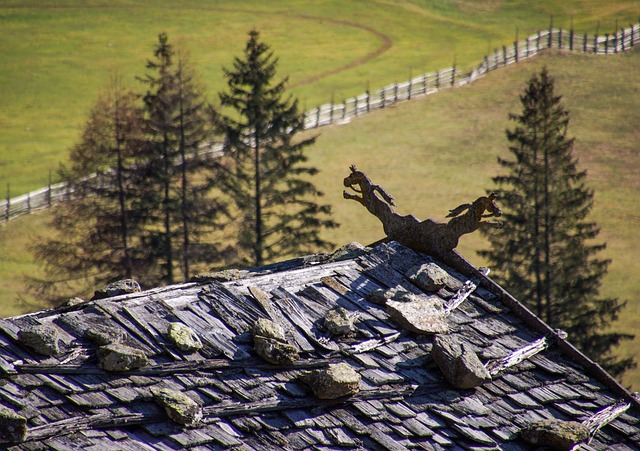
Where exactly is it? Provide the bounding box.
[3,21,639,222]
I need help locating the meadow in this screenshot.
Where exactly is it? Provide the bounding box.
[0,1,638,387]
[1,0,639,195]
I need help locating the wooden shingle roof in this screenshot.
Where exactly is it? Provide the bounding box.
[0,241,638,450]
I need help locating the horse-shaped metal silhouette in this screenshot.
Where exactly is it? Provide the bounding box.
[343,165,503,257]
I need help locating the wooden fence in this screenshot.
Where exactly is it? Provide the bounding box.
[3,21,639,222]
[303,22,640,128]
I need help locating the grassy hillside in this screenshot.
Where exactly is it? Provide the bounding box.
[1,0,638,195]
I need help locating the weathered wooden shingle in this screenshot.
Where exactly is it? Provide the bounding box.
[0,241,638,450]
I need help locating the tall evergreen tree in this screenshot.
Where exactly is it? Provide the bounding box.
[480,68,635,377]
[217,30,337,266]
[32,79,153,299]
[138,33,222,283]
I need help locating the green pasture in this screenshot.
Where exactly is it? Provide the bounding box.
[1,0,638,195]
[0,2,638,387]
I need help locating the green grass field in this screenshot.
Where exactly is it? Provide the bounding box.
[1,0,638,195]
[0,1,638,387]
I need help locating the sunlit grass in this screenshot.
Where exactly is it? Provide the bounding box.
[1,0,638,195]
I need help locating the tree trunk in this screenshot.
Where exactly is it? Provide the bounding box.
[254,128,263,266]
[178,59,190,280]
[543,141,552,325]
[163,133,173,284]
[532,139,543,318]
[114,90,132,279]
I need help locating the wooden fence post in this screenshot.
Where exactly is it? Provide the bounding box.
[380,88,385,108]
[393,83,398,103]
[631,24,635,47]
[537,31,541,52]
[621,28,625,52]
[605,33,609,54]
[366,88,371,113]
[435,70,440,90]
[570,28,574,51]
[6,183,10,222]
[451,56,456,86]
[408,70,413,100]
[494,49,499,69]
[502,45,507,65]
[548,15,553,48]
[423,74,428,94]
[514,28,519,62]
[558,28,562,48]
[484,55,489,72]
[342,100,347,119]
[47,170,52,207]
[316,106,320,128]
[27,193,31,214]
[583,32,588,53]
[525,38,530,57]
[354,96,359,117]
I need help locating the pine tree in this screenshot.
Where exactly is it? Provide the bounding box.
[480,68,635,377]
[138,33,222,283]
[32,79,153,299]
[217,30,337,266]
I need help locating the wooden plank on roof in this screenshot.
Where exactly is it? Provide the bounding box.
[529,353,571,375]
[271,288,337,352]
[204,421,244,447]
[289,288,333,322]
[230,259,357,294]
[334,267,386,297]
[199,284,262,335]
[450,422,497,446]
[55,310,109,338]
[255,292,315,355]
[374,242,432,274]
[0,318,21,341]
[368,422,410,451]
[0,353,17,375]
[141,302,175,334]
[182,303,250,361]
[93,301,159,355]
[359,258,422,294]
[121,304,179,360]
[247,285,277,320]
[298,285,378,339]
[319,277,403,338]
[325,427,359,446]
[331,408,370,435]
[316,277,391,325]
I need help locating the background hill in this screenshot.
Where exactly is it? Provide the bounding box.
[0,1,638,387]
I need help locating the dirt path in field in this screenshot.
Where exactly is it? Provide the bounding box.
[285,15,393,88]
[2,4,393,90]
